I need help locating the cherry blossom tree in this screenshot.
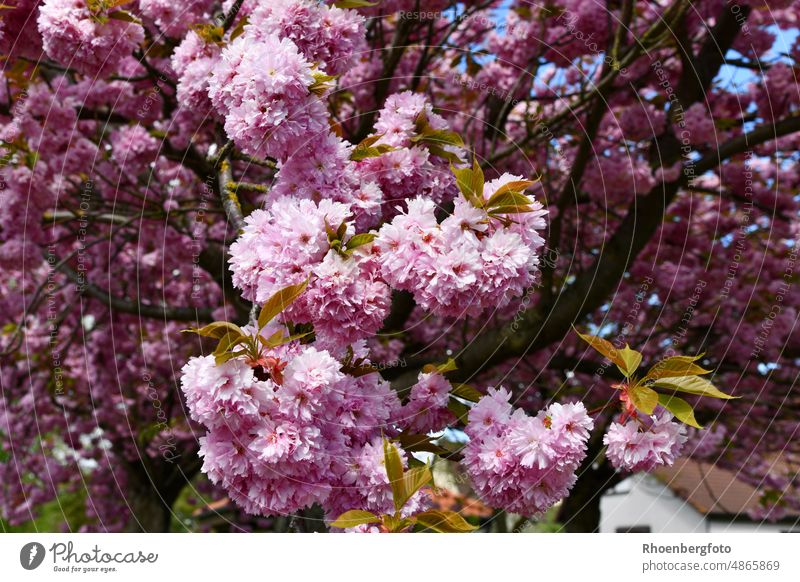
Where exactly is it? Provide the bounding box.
[1,0,798,532]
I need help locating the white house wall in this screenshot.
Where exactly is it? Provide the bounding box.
[600,474,708,533]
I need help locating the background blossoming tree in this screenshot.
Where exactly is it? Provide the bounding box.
[1,0,798,532]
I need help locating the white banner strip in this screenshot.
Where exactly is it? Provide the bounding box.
[1,533,798,581]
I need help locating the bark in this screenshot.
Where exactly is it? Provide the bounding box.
[557,432,622,532]
[122,457,197,532]
[557,464,620,532]
[123,480,174,533]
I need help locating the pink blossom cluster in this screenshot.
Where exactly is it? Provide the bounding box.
[110,125,159,178]
[462,388,594,516]
[582,156,657,202]
[325,437,429,524]
[372,91,451,148]
[139,0,214,38]
[38,0,145,77]
[180,341,404,518]
[617,102,667,142]
[207,34,328,160]
[375,181,547,318]
[603,411,688,472]
[679,103,717,146]
[229,197,390,353]
[0,0,42,59]
[755,62,800,120]
[247,0,366,76]
[270,132,385,230]
[397,371,455,435]
[356,92,461,212]
[171,30,222,115]
[302,251,391,353]
[685,425,727,460]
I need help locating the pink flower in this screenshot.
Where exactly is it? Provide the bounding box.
[248,0,366,76]
[604,411,688,472]
[463,390,593,515]
[171,30,221,115]
[466,387,514,437]
[180,341,402,518]
[375,187,547,318]
[139,0,214,38]
[38,0,144,77]
[397,372,455,434]
[208,34,328,160]
[508,415,554,469]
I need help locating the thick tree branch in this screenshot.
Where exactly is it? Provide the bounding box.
[428,4,782,385]
[211,142,246,233]
[54,259,215,322]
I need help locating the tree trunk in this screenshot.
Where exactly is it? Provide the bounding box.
[121,457,191,532]
[557,469,614,532]
[123,470,175,532]
[557,433,621,532]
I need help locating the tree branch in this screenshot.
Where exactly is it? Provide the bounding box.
[54,259,215,322]
[429,4,783,385]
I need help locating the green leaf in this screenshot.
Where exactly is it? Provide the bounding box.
[107,9,142,24]
[414,510,477,533]
[573,328,625,369]
[422,358,458,375]
[382,514,409,533]
[336,221,348,242]
[383,439,406,512]
[213,332,245,356]
[350,143,395,161]
[309,71,337,96]
[397,466,432,509]
[483,189,533,211]
[484,180,535,207]
[330,510,380,529]
[229,15,249,41]
[182,321,245,340]
[261,330,285,347]
[435,358,458,374]
[628,383,659,415]
[486,205,535,215]
[345,233,375,251]
[25,150,39,169]
[653,375,737,400]
[427,144,463,164]
[617,344,643,378]
[193,23,224,44]
[333,0,378,8]
[645,355,711,380]
[350,134,397,161]
[355,134,382,149]
[491,179,538,194]
[215,350,245,366]
[450,383,482,403]
[451,157,484,207]
[88,0,133,12]
[257,279,309,330]
[414,128,465,148]
[657,394,703,429]
[260,330,312,349]
[447,398,471,424]
[413,109,431,133]
[394,434,449,455]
